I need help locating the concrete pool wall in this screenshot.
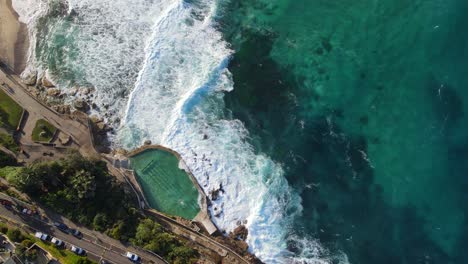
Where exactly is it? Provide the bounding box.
[127,145,217,234]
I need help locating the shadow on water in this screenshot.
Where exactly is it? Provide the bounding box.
[223,29,468,263]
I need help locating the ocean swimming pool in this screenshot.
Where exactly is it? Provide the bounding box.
[130,148,200,220]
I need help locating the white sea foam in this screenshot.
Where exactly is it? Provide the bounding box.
[119,0,335,263]
[14,0,338,262]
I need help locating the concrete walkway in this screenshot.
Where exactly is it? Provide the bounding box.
[0,64,98,162]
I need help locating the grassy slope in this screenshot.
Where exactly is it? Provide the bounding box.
[32,119,57,142]
[0,89,23,130]
[36,240,96,264]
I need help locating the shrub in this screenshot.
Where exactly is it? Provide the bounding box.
[0,222,8,234]
[6,228,24,242]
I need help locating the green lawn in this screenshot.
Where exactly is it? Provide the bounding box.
[32,119,57,142]
[36,240,95,264]
[0,89,23,130]
[0,133,18,152]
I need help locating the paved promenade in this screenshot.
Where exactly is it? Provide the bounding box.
[0,64,97,162]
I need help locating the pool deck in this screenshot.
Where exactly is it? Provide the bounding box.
[118,145,218,235]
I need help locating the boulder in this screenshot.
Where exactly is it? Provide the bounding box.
[73,99,88,111]
[53,105,71,115]
[210,189,221,201]
[22,71,37,86]
[144,139,152,145]
[231,225,248,241]
[90,115,104,124]
[68,87,78,96]
[79,87,90,95]
[41,76,55,88]
[47,88,60,97]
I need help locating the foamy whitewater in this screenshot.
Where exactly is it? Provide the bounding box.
[12,0,344,262]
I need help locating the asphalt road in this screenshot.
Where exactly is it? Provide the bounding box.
[0,200,166,264]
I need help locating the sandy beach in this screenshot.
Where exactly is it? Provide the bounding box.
[0,0,29,73]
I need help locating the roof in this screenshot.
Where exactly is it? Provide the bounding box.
[3,256,23,264]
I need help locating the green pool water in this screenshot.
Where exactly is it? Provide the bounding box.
[130,149,200,219]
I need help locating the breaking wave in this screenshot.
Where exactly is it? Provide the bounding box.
[12,0,342,262]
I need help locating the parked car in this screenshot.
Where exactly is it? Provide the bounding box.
[54,222,69,233]
[0,199,13,206]
[51,237,64,247]
[69,229,82,238]
[34,232,49,241]
[70,245,85,255]
[22,208,32,215]
[126,252,140,262]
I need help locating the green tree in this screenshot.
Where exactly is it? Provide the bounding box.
[0,222,8,234]
[0,151,16,167]
[71,170,96,199]
[6,228,24,242]
[134,219,162,244]
[93,213,109,231]
[169,246,198,264]
[9,167,42,193]
[75,257,94,264]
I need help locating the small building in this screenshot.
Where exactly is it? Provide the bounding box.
[22,244,57,264]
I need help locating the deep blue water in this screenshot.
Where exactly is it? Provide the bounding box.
[220,0,468,263]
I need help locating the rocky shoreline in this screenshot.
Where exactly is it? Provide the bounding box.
[21,70,114,152]
[18,70,263,263]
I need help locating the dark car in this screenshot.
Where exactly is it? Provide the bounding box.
[54,222,69,233]
[0,199,13,206]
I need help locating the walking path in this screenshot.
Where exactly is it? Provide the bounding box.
[0,64,97,162]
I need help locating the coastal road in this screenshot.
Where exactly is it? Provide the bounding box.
[0,193,167,264]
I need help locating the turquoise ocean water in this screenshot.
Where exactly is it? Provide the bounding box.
[24,0,468,262]
[219,0,468,263]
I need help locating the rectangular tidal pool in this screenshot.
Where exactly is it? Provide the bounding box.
[129,148,200,219]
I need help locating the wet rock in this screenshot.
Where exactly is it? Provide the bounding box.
[41,76,55,88]
[68,87,78,96]
[210,189,221,201]
[22,71,37,86]
[144,139,152,145]
[79,87,90,95]
[53,105,71,115]
[96,122,108,131]
[47,88,60,97]
[73,99,89,111]
[213,206,222,217]
[230,225,248,241]
[90,115,104,124]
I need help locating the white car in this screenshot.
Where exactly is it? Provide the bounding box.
[34,232,49,241]
[70,245,85,255]
[51,237,64,247]
[126,252,140,262]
